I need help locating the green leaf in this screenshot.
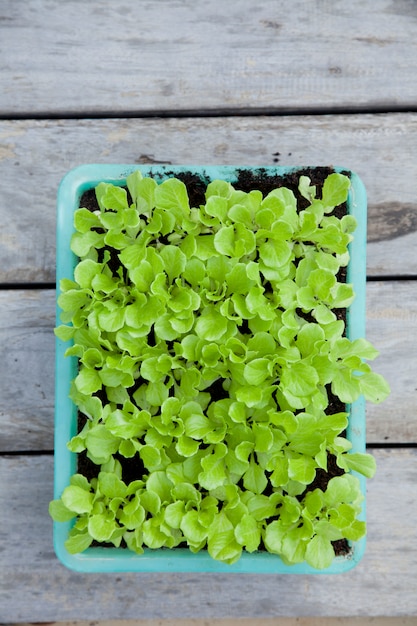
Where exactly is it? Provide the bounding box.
[305,534,335,569]
[88,514,118,542]
[65,530,93,554]
[106,409,146,439]
[165,501,186,529]
[183,407,213,440]
[61,485,93,515]
[49,499,76,522]
[96,182,129,211]
[213,225,236,257]
[243,358,272,386]
[337,452,377,478]
[331,283,355,308]
[92,273,119,294]
[160,245,187,283]
[333,338,379,361]
[264,520,284,554]
[259,240,292,268]
[226,263,253,295]
[127,172,157,215]
[280,362,319,398]
[243,461,268,494]
[321,173,350,211]
[71,230,104,257]
[180,509,208,545]
[331,368,361,403]
[324,474,361,507]
[303,489,324,517]
[343,519,367,541]
[97,305,126,332]
[228,401,247,423]
[205,179,233,200]
[183,257,206,286]
[228,203,253,227]
[58,289,91,314]
[175,435,200,457]
[85,425,120,464]
[234,440,254,465]
[308,268,336,301]
[245,494,278,520]
[54,324,75,342]
[74,259,102,289]
[146,471,173,503]
[74,207,101,233]
[99,210,124,231]
[205,195,228,221]
[130,260,155,292]
[97,472,127,498]
[99,365,134,389]
[295,323,325,358]
[195,307,228,341]
[199,444,228,490]
[119,500,146,530]
[253,423,274,453]
[235,385,263,407]
[142,516,170,549]
[119,243,146,271]
[280,525,310,564]
[154,178,190,221]
[207,512,242,564]
[359,372,391,404]
[234,514,261,552]
[119,439,137,458]
[145,381,169,407]
[328,502,357,530]
[287,456,317,484]
[298,176,316,202]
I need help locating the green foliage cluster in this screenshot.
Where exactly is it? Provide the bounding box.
[50,170,389,569]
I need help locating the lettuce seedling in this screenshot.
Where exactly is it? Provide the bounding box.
[50,170,390,569]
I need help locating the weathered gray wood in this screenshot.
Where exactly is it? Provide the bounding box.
[0,282,415,451]
[366,281,417,443]
[1,114,417,282]
[0,290,55,452]
[1,0,417,115]
[0,449,416,621]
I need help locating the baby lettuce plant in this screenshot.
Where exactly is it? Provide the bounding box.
[50,170,389,569]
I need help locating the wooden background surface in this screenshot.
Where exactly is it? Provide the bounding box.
[0,0,416,621]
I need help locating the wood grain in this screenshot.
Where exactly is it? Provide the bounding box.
[1,0,417,115]
[1,114,417,283]
[0,282,414,452]
[1,449,415,621]
[0,290,55,452]
[366,280,417,443]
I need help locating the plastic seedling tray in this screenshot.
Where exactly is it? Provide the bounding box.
[54,164,368,573]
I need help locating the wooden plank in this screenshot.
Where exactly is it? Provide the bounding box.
[0,290,55,452]
[1,282,415,451]
[0,448,416,621]
[1,0,417,115]
[1,114,417,283]
[366,281,417,443]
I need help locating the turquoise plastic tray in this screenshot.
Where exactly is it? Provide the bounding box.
[54,164,368,573]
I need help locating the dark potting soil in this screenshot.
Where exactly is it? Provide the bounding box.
[77,166,351,556]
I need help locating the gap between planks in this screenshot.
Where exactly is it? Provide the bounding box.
[3,619,417,626]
